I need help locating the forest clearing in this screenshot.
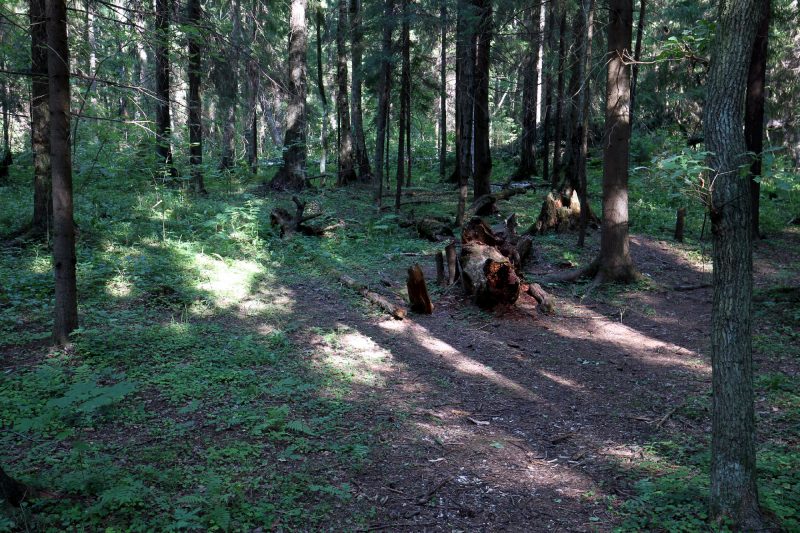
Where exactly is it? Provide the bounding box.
[1,0,799,530]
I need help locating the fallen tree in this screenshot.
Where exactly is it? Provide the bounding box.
[337,272,407,319]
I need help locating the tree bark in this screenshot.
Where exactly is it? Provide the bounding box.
[704,0,767,528]
[597,0,637,282]
[402,0,412,189]
[0,466,27,507]
[336,0,357,185]
[454,0,476,226]
[439,0,447,181]
[315,7,330,176]
[745,0,769,239]
[349,0,371,180]
[472,0,492,198]
[551,6,567,189]
[577,0,595,248]
[154,0,176,177]
[30,0,51,236]
[629,0,646,126]
[271,0,308,190]
[512,6,539,181]
[373,0,394,206]
[395,0,410,210]
[48,0,79,344]
[187,0,205,194]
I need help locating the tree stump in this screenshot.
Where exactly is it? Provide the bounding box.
[407,264,433,314]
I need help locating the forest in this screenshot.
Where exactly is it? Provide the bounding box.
[0,0,799,529]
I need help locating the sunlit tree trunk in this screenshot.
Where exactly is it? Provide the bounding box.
[271,0,308,190]
[315,7,330,176]
[577,0,595,247]
[47,0,78,344]
[629,0,646,126]
[597,0,637,282]
[705,0,767,528]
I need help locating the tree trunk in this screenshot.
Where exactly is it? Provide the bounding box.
[349,0,371,180]
[402,0,412,189]
[551,7,567,189]
[48,0,79,344]
[541,0,555,184]
[629,0,646,126]
[454,0,476,226]
[217,0,240,170]
[187,0,205,194]
[472,0,492,198]
[745,0,769,239]
[577,0,595,247]
[30,0,51,236]
[271,0,308,190]
[373,0,394,206]
[439,0,447,180]
[336,0,357,185]
[512,6,539,181]
[596,0,637,282]
[564,1,589,194]
[395,0,410,210]
[704,0,766,528]
[315,7,330,176]
[154,0,176,177]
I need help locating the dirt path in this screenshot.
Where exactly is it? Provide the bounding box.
[272,233,745,531]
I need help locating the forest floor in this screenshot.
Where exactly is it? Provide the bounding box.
[1,167,799,532]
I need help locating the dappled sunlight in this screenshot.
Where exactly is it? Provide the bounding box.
[538,370,588,392]
[378,319,541,402]
[192,253,270,309]
[311,326,396,389]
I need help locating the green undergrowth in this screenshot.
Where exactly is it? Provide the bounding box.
[1,129,798,530]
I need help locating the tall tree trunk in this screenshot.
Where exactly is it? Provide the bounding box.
[472,0,492,198]
[542,0,555,185]
[373,0,394,205]
[535,0,546,128]
[154,0,176,177]
[705,0,767,528]
[513,5,539,181]
[629,0,646,126]
[30,0,51,236]
[565,0,590,193]
[395,0,410,210]
[577,0,595,247]
[402,0,412,188]
[596,0,637,282]
[350,0,371,179]
[336,0,357,185]
[745,0,769,239]
[246,2,261,176]
[315,7,330,176]
[187,0,205,194]
[454,0,476,226]
[271,0,308,190]
[47,0,79,344]
[216,0,240,170]
[439,0,447,180]
[0,30,10,182]
[551,6,567,189]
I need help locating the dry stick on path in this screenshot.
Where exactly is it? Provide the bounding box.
[337,273,407,319]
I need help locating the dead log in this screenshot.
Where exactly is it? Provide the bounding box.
[337,273,407,319]
[270,196,329,237]
[407,264,433,314]
[526,283,555,314]
[460,243,520,308]
[463,217,522,271]
[399,215,453,241]
[468,184,535,217]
